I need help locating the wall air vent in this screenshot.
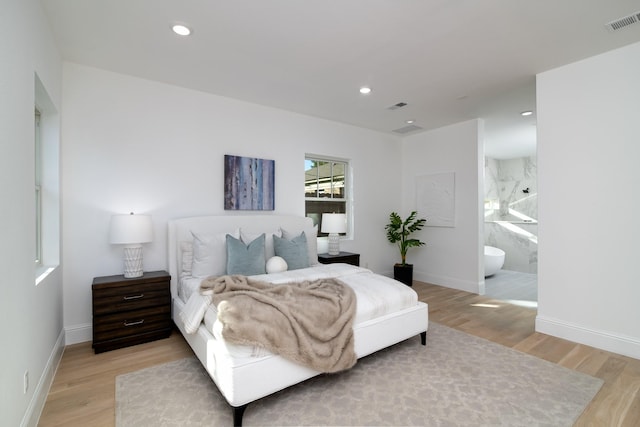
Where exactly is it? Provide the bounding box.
[605,11,640,32]
[392,124,423,134]
[387,102,408,110]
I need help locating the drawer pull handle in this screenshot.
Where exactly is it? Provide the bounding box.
[124,319,145,327]
[123,294,144,300]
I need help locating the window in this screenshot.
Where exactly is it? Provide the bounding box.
[34,73,61,283]
[305,155,349,236]
[35,108,42,265]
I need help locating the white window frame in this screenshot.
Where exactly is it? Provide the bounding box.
[305,154,352,237]
[35,108,42,266]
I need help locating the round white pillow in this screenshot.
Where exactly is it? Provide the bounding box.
[266,256,288,274]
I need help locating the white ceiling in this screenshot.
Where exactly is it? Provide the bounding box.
[41,0,640,159]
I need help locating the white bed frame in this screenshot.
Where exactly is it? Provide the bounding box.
[168,215,428,426]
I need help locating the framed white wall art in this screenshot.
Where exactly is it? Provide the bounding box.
[416,172,455,227]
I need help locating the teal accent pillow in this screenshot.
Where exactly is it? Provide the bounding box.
[273,232,309,270]
[226,234,266,276]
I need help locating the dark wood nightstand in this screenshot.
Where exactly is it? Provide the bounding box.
[92,270,172,353]
[317,251,360,266]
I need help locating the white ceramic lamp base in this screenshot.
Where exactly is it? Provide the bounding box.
[327,233,340,255]
[123,246,144,278]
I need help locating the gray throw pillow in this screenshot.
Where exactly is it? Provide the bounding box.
[226,234,266,276]
[273,232,310,270]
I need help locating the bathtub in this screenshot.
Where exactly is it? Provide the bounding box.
[484,246,505,277]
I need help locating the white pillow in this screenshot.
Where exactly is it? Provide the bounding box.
[190,229,239,278]
[240,228,282,260]
[281,225,318,266]
[180,241,193,277]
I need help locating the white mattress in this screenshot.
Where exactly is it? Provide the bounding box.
[179,263,418,359]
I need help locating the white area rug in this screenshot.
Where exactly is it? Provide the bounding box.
[116,322,602,426]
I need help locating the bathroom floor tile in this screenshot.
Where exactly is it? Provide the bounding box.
[484,270,537,305]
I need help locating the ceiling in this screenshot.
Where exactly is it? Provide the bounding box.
[41,0,640,159]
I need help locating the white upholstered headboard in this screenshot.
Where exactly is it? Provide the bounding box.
[167,215,315,297]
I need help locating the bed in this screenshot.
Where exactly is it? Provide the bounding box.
[168,215,429,426]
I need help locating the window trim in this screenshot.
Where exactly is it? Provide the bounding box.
[35,108,42,266]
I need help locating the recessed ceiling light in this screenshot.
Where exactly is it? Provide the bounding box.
[172,24,191,36]
[521,111,533,116]
[359,87,372,95]
[406,119,415,124]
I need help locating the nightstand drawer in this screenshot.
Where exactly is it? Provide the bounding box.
[93,305,171,340]
[93,286,170,315]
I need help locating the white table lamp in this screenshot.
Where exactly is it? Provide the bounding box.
[321,213,347,255]
[109,213,153,278]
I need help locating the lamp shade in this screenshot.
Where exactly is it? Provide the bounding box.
[321,213,347,234]
[109,213,153,245]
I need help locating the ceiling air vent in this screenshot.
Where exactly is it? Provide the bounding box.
[605,11,640,32]
[387,102,408,111]
[392,124,423,134]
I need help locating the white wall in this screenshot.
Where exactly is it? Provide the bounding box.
[536,41,640,359]
[61,63,403,343]
[401,119,484,293]
[0,1,63,426]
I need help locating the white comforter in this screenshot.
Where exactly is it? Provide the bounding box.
[179,264,418,357]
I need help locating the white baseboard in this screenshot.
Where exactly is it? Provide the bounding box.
[21,329,65,427]
[65,322,92,345]
[536,315,640,360]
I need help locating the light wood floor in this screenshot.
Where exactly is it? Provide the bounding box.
[39,281,640,426]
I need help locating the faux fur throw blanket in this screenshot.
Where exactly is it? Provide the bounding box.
[200,274,357,373]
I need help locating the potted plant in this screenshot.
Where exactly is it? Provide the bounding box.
[385,211,426,286]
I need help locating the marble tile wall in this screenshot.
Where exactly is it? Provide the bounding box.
[484,156,538,274]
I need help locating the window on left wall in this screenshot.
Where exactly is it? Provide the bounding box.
[35,108,42,266]
[34,73,60,284]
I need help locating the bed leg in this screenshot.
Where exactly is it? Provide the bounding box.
[233,404,247,427]
[420,331,427,346]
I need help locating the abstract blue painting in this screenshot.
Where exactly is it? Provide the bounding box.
[224,155,275,210]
